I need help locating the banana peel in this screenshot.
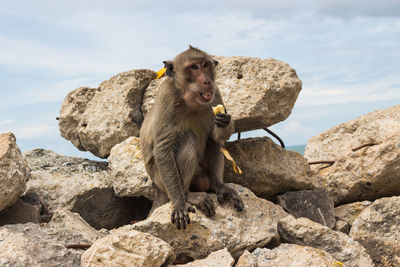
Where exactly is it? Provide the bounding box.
[155,67,166,79]
[213,104,242,175]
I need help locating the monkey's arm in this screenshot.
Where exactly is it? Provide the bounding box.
[153,127,194,229]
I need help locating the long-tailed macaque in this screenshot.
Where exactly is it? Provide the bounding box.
[140,46,243,230]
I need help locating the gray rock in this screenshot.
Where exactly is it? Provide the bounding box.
[0,133,31,212]
[278,216,374,267]
[349,196,400,267]
[277,189,335,228]
[142,56,302,133]
[224,137,315,201]
[0,222,92,267]
[236,244,339,267]
[304,104,400,204]
[59,69,156,158]
[23,149,152,229]
[128,184,288,260]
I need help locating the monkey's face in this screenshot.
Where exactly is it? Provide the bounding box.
[182,59,217,107]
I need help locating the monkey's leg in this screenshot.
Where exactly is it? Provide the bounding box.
[207,139,244,212]
[175,133,215,217]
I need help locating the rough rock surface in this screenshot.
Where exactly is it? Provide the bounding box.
[304,105,400,204]
[108,136,153,199]
[81,228,175,267]
[333,200,372,234]
[58,87,98,151]
[142,56,302,132]
[223,137,315,200]
[349,196,400,267]
[236,244,339,267]
[173,248,234,267]
[59,69,156,158]
[0,222,92,267]
[278,216,374,267]
[127,184,287,260]
[23,149,152,229]
[48,208,105,243]
[305,104,400,161]
[0,133,31,212]
[277,189,335,228]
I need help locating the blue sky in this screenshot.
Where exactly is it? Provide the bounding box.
[1,0,399,160]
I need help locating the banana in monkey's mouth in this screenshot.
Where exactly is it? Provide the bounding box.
[200,92,213,101]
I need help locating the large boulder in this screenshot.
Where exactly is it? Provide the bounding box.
[59,70,156,158]
[349,196,400,267]
[278,216,374,267]
[236,244,339,267]
[0,133,31,212]
[223,137,315,201]
[81,228,175,267]
[23,149,152,229]
[0,222,93,267]
[108,136,153,199]
[142,56,302,132]
[127,184,288,260]
[304,105,400,205]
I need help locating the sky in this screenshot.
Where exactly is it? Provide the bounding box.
[0,0,399,160]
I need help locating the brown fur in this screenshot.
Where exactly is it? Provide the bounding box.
[140,46,243,230]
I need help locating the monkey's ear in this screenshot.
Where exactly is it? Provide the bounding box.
[213,60,219,66]
[163,60,174,77]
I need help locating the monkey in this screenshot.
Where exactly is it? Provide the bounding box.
[140,46,244,230]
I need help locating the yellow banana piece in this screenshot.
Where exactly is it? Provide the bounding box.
[155,67,167,79]
[212,104,225,115]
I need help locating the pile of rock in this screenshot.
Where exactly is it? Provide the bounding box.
[1,57,399,266]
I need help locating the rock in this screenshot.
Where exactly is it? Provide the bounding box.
[349,196,400,266]
[305,104,400,161]
[236,244,339,267]
[223,137,315,201]
[333,201,372,234]
[278,216,374,267]
[0,199,40,226]
[0,133,31,212]
[48,208,105,242]
[127,184,287,260]
[58,87,98,151]
[59,70,156,158]
[173,248,234,267]
[142,57,302,133]
[81,228,175,267]
[108,136,153,199]
[304,104,400,204]
[141,76,164,118]
[277,189,335,228]
[0,222,93,267]
[24,149,152,229]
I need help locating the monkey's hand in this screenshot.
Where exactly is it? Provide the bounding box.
[171,202,196,230]
[215,113,231,128]
[214,183,244,212]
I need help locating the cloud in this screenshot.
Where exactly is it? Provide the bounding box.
[0,120,13,126]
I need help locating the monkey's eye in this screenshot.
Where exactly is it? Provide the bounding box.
[191,65,199,70]
[203,62,209,68]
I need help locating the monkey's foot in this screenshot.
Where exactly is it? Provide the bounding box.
[171,202,195,230]
[214,183,244,212]
[187,192,215,217]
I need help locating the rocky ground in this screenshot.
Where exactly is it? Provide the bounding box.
[1,56,399,266]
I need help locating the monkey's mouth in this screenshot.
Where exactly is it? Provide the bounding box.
[200,92,213,102]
